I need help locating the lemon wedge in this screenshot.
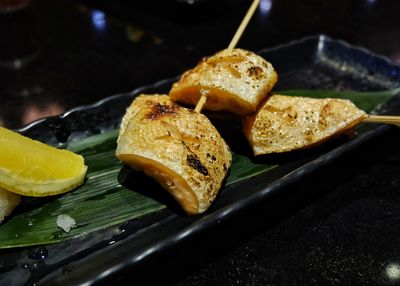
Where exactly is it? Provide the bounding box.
[0,127,87,196]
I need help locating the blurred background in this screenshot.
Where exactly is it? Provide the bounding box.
[1,0,399,129]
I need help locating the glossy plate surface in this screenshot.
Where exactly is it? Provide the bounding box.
[1,35,400,285]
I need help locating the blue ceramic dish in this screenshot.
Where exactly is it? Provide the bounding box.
[1,35,400,285]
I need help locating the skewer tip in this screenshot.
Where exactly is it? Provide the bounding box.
[195,94,207,113]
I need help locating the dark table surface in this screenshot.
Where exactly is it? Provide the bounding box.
[2,0,400,285]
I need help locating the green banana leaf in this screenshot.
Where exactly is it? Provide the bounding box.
[0,88,398,249]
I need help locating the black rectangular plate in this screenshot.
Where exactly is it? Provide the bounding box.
[1,35,400,286]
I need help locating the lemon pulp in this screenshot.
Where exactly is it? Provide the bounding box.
[0,127,87,196]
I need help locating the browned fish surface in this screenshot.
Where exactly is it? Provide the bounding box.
[243,95,368,155]
[169,48,278,115]
[116,94,232,215]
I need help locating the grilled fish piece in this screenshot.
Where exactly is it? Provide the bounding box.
[169,48,278,115]
[116,94,232,215]
[0,187,20,223]
[243,95,367,155]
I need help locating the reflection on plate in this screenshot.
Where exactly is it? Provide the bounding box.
[1,35,400,285]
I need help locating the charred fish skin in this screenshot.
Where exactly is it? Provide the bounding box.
[116,94,232,215]
[243,94,368,155]
[169,48,278,115]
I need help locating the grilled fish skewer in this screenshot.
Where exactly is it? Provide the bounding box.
[170,48,278,115]
[116,95,232,215]
[243,94,368,155]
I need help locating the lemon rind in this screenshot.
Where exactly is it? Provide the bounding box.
[0,165,87,197]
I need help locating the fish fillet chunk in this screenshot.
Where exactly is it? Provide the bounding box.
[243,95,368,155]
[116,94,232,215]
[170,48,278,115]
[0,187,20,223]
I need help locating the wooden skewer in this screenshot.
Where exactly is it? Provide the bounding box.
[227,0,261,51]
[195,0,260,113]
[364,115,400,127]
[194,90,208,113]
